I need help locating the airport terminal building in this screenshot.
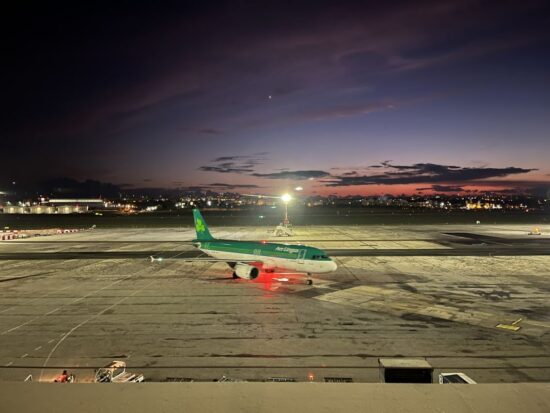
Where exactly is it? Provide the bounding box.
[2,198,104,214]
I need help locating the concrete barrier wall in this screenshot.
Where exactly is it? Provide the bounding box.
[1,383,549,413]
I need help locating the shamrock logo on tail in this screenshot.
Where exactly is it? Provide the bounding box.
[196,218,205,232]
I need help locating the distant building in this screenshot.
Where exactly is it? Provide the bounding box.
[38,198,101,214]
[45,199,103,208]
[2,199,100,214]
[465,201,503,210]
[3,206,27,214]
[56,205,88,214]
[29,205,56,214]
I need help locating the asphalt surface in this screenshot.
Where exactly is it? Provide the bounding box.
[1,224,549,384]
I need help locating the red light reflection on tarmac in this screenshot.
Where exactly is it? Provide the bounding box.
[251,270,305,296]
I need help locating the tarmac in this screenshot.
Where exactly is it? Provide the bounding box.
[0,224,549,383]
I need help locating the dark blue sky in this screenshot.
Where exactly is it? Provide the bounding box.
[2,0,549,196]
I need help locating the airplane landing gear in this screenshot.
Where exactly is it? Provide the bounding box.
[306,273,313,285]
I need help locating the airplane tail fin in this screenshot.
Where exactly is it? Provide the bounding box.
[193,209,214,241]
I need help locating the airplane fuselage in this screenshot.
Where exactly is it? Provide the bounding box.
[195,239,337,274]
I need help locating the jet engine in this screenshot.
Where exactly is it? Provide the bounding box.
[234,263,260,280]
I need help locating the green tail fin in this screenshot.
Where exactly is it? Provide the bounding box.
[193,209,214,240]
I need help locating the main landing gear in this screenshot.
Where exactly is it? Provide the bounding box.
[231,270,313,285]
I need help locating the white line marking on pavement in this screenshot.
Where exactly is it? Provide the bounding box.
[39,278,157,381]
[1,275,133,335]
[0,285,72,314]
[0,307,60,335]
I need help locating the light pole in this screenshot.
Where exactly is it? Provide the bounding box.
[281,193,291,226]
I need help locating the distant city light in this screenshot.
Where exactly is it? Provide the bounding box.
[294,186,303,191]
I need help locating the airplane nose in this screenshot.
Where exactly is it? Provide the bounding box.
[329,260,337,272]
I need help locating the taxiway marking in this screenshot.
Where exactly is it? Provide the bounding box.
[0,285,72,314]
[0,275,133,335]
[39,277,158,381]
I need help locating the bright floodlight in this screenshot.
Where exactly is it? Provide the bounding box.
[281,193,291,203]
[294,186,303,191]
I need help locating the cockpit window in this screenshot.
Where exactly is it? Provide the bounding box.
[312,255,329,260]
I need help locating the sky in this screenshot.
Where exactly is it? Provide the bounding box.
[2,0,550,197]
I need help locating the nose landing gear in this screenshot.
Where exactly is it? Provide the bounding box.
[306,273,313,285]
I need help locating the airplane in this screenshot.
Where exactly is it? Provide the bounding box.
[190,209,337,285]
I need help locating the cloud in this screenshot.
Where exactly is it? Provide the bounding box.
[416,185,466,192]
[199,165,255,173]
[211,152,268,162]
[298,101,396,122]
[252,170,330,180]
[327,162,536,186]
[212,156,240,162]
[198,128,222,135]
[206,183,261,189]
[199,153,269,174]
[174,182,262,192]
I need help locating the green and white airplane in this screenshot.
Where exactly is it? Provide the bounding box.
[191,209,337,283]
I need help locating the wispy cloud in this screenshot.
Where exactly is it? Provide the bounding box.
[198,128,223,135]
[199,164,255,174]
[206,183,262,189]
[416,185,467,192]
[171,182,262,191]
[199,153,269,174]
[326,162,536,186]
[252,170,330,180]
[298,101,396,122]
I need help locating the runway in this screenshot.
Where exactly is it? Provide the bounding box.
[1,224,549,383]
